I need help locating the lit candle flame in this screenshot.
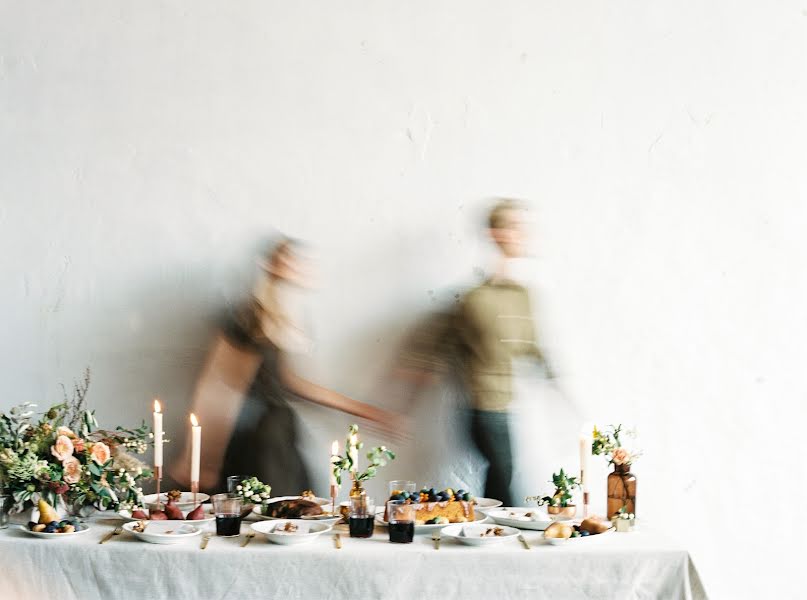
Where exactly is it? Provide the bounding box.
[154,399,161,413]
[190,413,199,427]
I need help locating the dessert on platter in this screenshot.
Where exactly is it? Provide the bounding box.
[261,498,324,519]
[386,487,475,525]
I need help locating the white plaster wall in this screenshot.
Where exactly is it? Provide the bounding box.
[2,2,806,597]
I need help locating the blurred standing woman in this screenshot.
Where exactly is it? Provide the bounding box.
[172,238,398,494]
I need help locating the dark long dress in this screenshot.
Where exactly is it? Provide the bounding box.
[217,304,312,495]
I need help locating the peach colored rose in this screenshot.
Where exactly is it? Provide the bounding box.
[51,435,75,461]
[62,456,82,484]
[612,447,631,466]
[90,441,111,465]
[73,438,85,453]
[56,426,76,438]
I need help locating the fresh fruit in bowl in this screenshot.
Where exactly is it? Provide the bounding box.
[38,498,60,524]
[543,521,573,540]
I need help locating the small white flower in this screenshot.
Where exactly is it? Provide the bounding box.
[251,494,260,502]
[148,432,154,438]
[629,513,635,520]
[236,485,242,491]
[260,492,270,499]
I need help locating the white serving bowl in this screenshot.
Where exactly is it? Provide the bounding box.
[17,524,91,539]
[118,506,215,524]
[122,521,202,544]
[440,523,520,546]
[250,519,332,545]
[487,507,558,531]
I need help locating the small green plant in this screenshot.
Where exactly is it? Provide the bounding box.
[331,424,395,485]
[526,468,580,507]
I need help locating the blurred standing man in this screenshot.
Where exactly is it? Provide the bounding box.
[456,199,555,506]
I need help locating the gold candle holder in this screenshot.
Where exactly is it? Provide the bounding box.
[154,465,162,510]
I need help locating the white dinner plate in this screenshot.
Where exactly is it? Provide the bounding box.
[487,507,560,531]
[17,524,91,539]
[473,498,504,511]
[122,521,202,544]
[440,523,520,546]
[142,492,210,511]
[374,509,490,532]
[251,519,332,545]
[118,506,215,524]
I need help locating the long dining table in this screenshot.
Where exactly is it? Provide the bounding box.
[0,511,707,600]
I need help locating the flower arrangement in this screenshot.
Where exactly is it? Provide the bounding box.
[0,370,154,514]
[526,468,580,508]
[591,424,641,466]
[234,477,272,508]
[331,424,395,485]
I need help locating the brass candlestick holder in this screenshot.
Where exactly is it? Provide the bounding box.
[580,468,589,518]
[330,484,338,516]
[154,465,162,510]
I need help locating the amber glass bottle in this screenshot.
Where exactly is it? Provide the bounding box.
[607,463,636,519]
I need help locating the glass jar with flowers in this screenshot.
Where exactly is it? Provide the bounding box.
[591,424,640,519]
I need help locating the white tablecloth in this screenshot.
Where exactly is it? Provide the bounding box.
[0,514,707,600]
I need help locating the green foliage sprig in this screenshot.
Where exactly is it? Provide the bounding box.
[331,424,395,485]
[526,468,580,508]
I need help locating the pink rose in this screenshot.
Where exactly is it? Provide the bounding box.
[62,456,82,484]
[612,447,631,466]
[51,435,75,461]
[90,441,111,465]
[73,438,85,453]
[56,426,76,438]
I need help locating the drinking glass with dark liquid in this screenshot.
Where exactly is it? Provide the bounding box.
[387,500,415,543]
[212,493,242,537]
[348,495,375,538]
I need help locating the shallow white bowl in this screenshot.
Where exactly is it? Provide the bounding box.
[440,523,520,546]
[122,521,202,544]
[142,492,210,511]
[251,519,332,545]
[17,524,91,539]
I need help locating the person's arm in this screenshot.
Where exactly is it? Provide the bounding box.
[278,355,397,424]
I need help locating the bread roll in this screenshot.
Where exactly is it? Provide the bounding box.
[579,516,611,534]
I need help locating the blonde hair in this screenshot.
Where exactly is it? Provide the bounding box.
[488,198,524,229]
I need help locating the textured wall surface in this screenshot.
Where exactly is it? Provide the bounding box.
[2,2,806,597]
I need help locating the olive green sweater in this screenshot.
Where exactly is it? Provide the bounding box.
[457,280,547,412]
